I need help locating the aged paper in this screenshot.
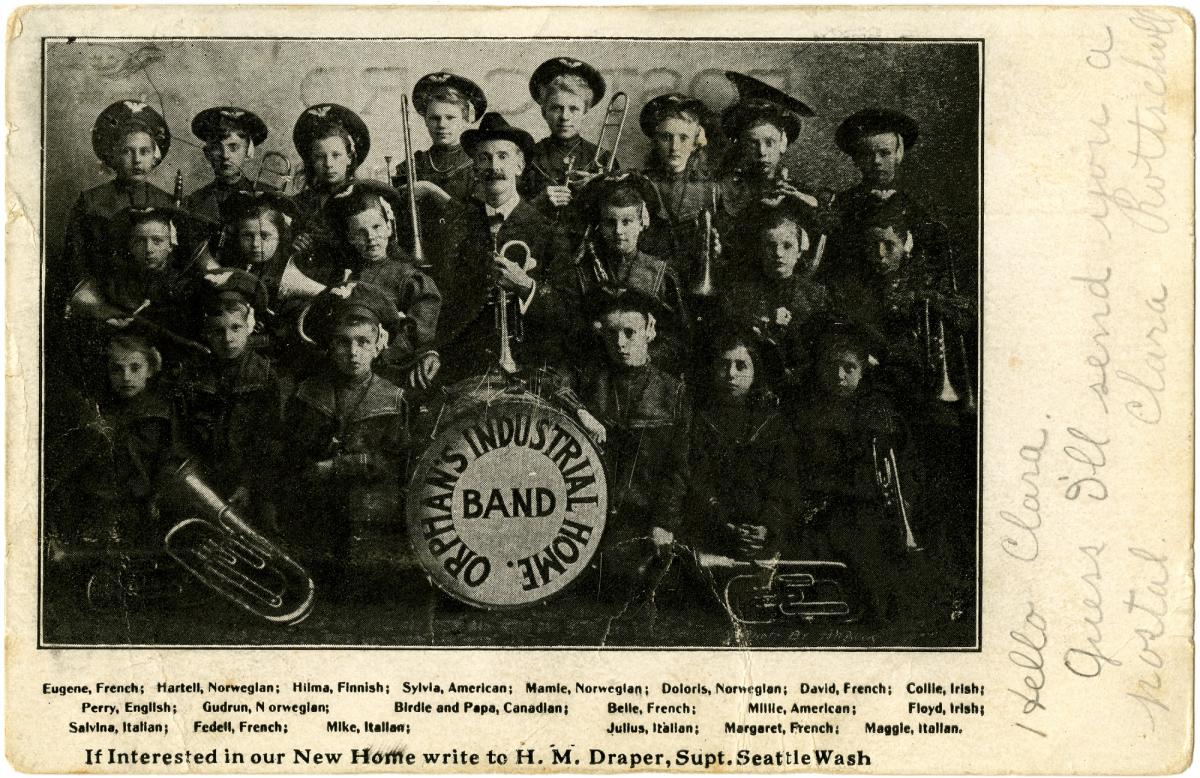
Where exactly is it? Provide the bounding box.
[5,4,1194,774]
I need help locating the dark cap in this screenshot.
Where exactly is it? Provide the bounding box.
[199,268,270,314]
[192,106,269,146]
[577,170,668,225]
[594,287,664,322]
[111,203,196,242]
[92,100,171,163]
[461,112,536,160]
[306,281,404,346]
[325,180,405,230]
[529,57,606,105]
[413,72,487,122]
[639,93,709,138]
[721,72,814,144]
[835,108,919,155]
[292,103,371,168]
[218,188,302,227]
[808,315,888,363]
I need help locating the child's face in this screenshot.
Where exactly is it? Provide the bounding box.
[309,135,352,187]
[203,308,252,361]
[203,131,250,184]
[107,346,154,398]
[112,130,156,181]
[713,345,755,399]
[599,310,652,369]
[330,321,382,379]
[128,220,173,271]
[760,221,802,280]
[236,216,281,266]
[652,117,701,174]
[346,206,393,263]
[820,348,865,398]
[540,89,588,141]
[741,121,787,178]
[598,203,645,257]
[852,131,902,186]
[423,99,468,148]
[865,226,910,274]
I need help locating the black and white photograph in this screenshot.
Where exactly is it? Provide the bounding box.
[39,36,981,649]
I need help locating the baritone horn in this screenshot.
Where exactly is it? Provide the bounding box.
[161,459,315,625]
[871,437,921,552]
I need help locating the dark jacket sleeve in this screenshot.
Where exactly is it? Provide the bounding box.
[655,383,691,532]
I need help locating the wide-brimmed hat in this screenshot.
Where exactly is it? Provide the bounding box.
[218,189,301,227]
[192,106,269,146]
[304,281,404,346]
[197,267,271,314]
[639,93,710,137]
[576,170,668,225]
[460,112,536,159]
[721,72,814,144]
[92,100,171,163]
[292,103,371,168]
[529,57,606,105]
[835,108,920,154]
[412,72,487,122]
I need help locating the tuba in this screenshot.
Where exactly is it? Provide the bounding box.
[698,553,855,624]
[160,459,315,625]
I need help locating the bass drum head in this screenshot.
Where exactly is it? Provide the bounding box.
[407,391,607,609]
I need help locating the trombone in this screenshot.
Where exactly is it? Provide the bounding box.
[564,92,629,189]
[399,95,427,266]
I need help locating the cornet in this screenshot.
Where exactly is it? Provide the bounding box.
[689,186,717,297]
[871,437,921,552]
[160,459,315,625]
[493,239,536,375]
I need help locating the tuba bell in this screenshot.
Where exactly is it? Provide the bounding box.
[160,459,315,625]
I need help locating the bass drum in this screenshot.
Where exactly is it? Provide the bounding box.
[406,378,608,609]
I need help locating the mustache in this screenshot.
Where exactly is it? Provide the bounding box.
[480,170,510,181]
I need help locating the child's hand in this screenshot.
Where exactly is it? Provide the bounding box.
[649,526,674,556]
[104,316,135,329]
[773,306,793,327]
[413,180,452,204]
[545,185,573,207]
[576,409,606,444]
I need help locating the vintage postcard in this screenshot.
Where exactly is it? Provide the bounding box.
[4,4,1194,774]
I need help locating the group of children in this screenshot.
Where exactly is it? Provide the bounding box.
[47,58,976,625]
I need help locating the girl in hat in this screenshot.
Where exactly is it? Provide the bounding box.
[62,101,175,294]
[521,57,613,215]
[397,72,488,205]
[684,326,803,562]
[185,106,270,225]
[290,103,371,244]
[637,93,725,285]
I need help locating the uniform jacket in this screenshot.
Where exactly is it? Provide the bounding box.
[183,175,252,226]
[62,179,175,287]
[354,247,443,356]
[577,363,690,534]
[684,397,803,559]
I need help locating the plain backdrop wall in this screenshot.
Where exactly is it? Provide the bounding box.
[44,38,979,265]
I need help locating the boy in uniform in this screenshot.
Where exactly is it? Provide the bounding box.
[175,269,284,532]
[280,282,411,594]
[185,107,270,225]
[396,71,488,204]
[290,103,371,257]
[559,291,690,597]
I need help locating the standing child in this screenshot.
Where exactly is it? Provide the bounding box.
[185,107,269,225]
[281,282,411,595]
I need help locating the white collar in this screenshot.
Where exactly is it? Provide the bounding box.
[485,194,520,220]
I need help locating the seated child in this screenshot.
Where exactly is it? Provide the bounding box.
[559,290,690,595]
[719,202,830,394]
[280,282,411,592]
[175,270,284,529]
[47,332,184,607]
[683,327,802,562]
[790,319,913,623]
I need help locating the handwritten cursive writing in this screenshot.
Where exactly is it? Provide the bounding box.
[1007,602,1049,737]
[1062,427,1109,501]
[1072,268,1113,413]
[1125,547,1170,731]
[1000,429,1049,562]
[1063,544,1122,677]
[1116,286,1168,424]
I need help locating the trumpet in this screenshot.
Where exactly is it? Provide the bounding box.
[871,437,921,552]
[399,95,427,266]
[690,185,717,297]
[564,92,629,189]
[66,278,211,355]
[493,239,535,375]
[160,459,315,625]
